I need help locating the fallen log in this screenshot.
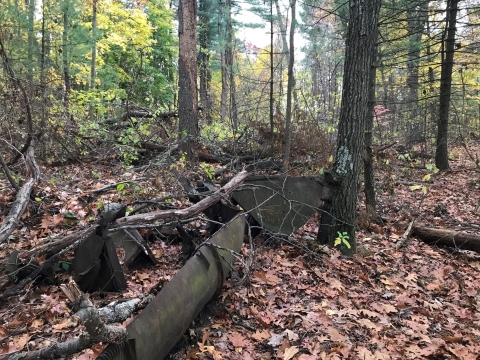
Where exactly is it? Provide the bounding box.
[0,140,40,244]
[412,224,480,253]
[107,215,246,360]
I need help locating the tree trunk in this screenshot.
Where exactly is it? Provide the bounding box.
[283,0,296,168]
[27,0,35,82]
[63,0,71,104]
[274,0,289,65]
[435,0,459,170]
[89,0,97,120]
[405,0,428,145]
[269,0,274,137]
[218,0,227,124]
[225,0,237,132]
[364,25,379,215]
[318,0,381,256]
[178,0,199,158]
[198,0,212,124]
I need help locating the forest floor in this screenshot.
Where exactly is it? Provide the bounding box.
[1,143,480,359]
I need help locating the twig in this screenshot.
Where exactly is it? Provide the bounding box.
[90,177,146,193]
[395,220,415,250]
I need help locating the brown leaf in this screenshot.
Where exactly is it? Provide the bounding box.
[356,347,376,360]
[228,331,247,348]
[283,346,299,360]
[41,213,52,229]
[12,334,31,351]
[326,327,345,342]
[443,336,463,343]
[251,330,270,341]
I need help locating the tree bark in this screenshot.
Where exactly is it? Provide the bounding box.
[269,0,274,137]
[318,0,381,256]
[405,0,428,145]
[27,0,35,82]
[89,0,97,120]
[283,0,296,169]
[435,0,459,170]
[178,0,199,158]
[62,0,71,104]
[364,24,379,215]
[225,0,238,132]
[198,0,212,124]
[218,0,228,124]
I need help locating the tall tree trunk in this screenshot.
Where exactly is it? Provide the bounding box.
[218,0,227,124]
[225,0,237,132]
[178,0,199,158]
[63,0,71,105]
[269,0,274,137]
[27,0,35,83]
[198,0,212,124]
[283,0,296,168]
[364,27,379,216]
[274,0,289,65]
[435,0,459,170]
[318,0,381,256]
[405,0,428,145]
[89,0,97,120]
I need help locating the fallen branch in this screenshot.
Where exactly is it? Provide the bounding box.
[90,177,146,194]
[0,140,40,244]
[0,231,90,301]
[395,220,415,249]
[0,281,127,360]
[374,141,397,154]
[412,224,480,253]
[24,227,92,259]
[110,170,248,230]
[98,295,154,324]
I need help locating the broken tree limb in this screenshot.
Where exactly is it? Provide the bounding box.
[98,295,154,324]
[0,231,90,302]
[108,215,246,360]
[110,170,248,230]
[0,281,127,360]
[0,152,19,191]
[61,281,127,343]
[0,140,40,244]
[412,224,480,253]
[24,227,92,259]
[395,220,415,250]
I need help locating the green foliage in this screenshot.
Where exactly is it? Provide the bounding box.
[410,184,427,195]
[200,162,215,179]
[334,231,351,249]
[59,261,72,271]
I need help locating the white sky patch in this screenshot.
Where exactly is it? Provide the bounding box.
[235,0,307,61]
